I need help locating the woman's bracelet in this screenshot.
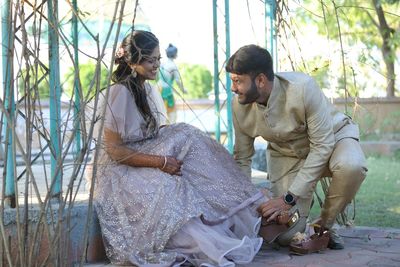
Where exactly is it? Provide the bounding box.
[161,156,168,170]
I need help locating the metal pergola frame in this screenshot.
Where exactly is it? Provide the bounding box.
[1,0,276,207]
[1,0,81,207]
[212,0,276,152]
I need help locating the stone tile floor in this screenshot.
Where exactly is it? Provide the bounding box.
[4,165,400,266]
[85,226,400,267]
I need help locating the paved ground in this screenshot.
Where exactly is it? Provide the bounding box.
[2,165,400,267]
[85,226,400,266]
[252,226,400,267]
[84,171,400,266]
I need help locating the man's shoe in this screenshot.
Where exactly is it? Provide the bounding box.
[328,229,344,250]
[310,218,345,250]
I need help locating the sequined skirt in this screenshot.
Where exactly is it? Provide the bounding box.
[93,123,265,266]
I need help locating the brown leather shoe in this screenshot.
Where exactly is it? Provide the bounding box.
[311,218,345,250]
[259,210,300,243]
[289,230,330,255]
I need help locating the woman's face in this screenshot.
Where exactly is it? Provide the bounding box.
[135,45,161,81]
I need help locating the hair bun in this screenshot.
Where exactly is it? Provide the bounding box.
[166,44,178,58]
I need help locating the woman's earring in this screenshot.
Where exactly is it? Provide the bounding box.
[131,66,137,78]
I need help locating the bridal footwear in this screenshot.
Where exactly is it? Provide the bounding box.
[259,210,300,243]
[289,224,330,255]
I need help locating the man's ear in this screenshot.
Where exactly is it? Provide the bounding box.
[256,73,268,88]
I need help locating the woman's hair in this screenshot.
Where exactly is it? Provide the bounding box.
[112,30,159,135]
[166,44,178,59]
[226,44,274,81]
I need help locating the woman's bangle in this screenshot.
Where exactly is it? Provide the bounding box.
[161,156,167,170]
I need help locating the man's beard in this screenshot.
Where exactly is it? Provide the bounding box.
[239,80,259,104]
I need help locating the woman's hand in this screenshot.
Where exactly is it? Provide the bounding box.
[160,156,183,176]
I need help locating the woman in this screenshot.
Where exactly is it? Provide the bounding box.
[93,30,267,266]
[159,43,185,123]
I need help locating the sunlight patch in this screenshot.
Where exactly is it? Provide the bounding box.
[388,206,400,214]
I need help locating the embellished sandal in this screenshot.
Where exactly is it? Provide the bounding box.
[289,225,330,255]
[259,210,300,243]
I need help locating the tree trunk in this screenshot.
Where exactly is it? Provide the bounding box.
[372,0,396,97]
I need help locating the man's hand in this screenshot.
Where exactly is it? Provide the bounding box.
[257,197,292,222]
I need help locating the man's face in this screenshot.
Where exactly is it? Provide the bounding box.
[230,73,259,105]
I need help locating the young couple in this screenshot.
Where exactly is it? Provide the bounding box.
[92,30,366,266]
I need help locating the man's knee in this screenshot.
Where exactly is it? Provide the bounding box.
[330,138,368,184]
[333,159,367,185]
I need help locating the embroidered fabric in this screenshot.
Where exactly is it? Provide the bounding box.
[92,83,266,266]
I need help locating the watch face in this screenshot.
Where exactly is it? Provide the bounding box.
[285,193,295,205]
[285,194,293,202]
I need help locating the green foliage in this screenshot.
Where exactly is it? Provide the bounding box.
[337,67,361,97]
[309,61,330,86]
[299,56,330,89]
[178,63,213,99]
[297,56,324,75]
[357,112,379,140]
[351,156,400,228]
[394,149,400,161]
[64,61,109,100]
[299,0,399,46]
[18,65,50,99]
[296,0,400,97]
[346,108,400,141]
[380,110,400,133]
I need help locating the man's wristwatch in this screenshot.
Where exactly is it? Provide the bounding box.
[283,192,297,206]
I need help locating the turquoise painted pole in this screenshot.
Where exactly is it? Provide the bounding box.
[212,0,221,142]
[72,0,81,155]
[265,0,277,70]
[271,1,277,69]
[1,0,16,207]
[224,0,233,153]
[47,0,62,198]
[264,1,271,51]
[270,1,274,59]
[264,3,267,49]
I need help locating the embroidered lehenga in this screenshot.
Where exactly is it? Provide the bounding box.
[92,83,266,266]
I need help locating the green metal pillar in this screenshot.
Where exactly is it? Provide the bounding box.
[47,0,62,198]
[72,0,81,155]
[1,0,16,207]
[212,0,221,142]
[224,0,233,153]
[265,0,277,70]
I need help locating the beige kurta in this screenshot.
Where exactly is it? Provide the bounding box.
[232,72,360,199]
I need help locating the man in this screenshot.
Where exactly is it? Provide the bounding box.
[159,43,185,123]
[226,45,367,249]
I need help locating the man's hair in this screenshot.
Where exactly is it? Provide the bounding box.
[226,44,274,81]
